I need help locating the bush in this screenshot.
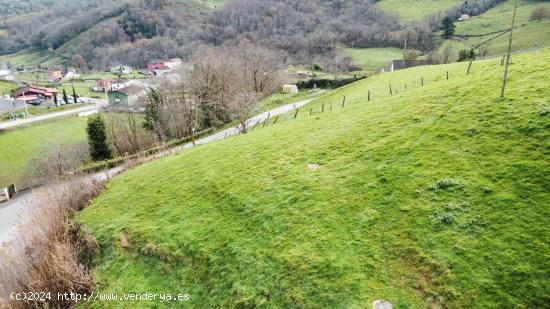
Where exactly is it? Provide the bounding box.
[529,5,550,22]
[428,178,462,191]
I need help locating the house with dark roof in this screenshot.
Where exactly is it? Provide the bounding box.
[107,85,145,106]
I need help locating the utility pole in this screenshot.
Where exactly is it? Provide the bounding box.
[501,0,517,98]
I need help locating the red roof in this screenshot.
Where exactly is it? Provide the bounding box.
[17,95,40,101]
[15,86,58,98]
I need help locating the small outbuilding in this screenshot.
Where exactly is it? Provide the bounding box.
[458,14,470,21]
[283,84,299,94]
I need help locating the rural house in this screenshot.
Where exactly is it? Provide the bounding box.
[0,69,15,81]
[94,79,113,92]
[110,64,132,75]
[63,68,79,79]
[47,70,63,83]
[147,58,182,76]
[147,61,168,76]
[14,86,57,99]
[112,79,129,91]
[107,85,145,106]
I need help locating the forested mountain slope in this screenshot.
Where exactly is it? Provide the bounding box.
[0,0,404,69]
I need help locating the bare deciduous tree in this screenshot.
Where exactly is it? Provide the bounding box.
[529,5,550,22]
[229,92,260,134]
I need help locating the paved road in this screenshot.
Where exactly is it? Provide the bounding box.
[0,99,313,247]
[0,98,107,130]
[0,99,25,114]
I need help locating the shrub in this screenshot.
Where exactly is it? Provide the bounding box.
[427,178,462,191]
[529,5,550,22]
[87,114,113,161]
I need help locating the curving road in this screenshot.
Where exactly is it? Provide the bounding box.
[0,98,313,247]
[0,98,107,131]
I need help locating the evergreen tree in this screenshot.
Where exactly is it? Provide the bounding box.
[62,88,69,104]
[86,114,112,161]
[442,17,456,39]
[72,84,78,104]
[468,48,476,60]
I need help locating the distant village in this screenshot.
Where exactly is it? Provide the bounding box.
[0,58,184,116]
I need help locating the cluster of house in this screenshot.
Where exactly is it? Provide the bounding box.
[104,58,183,106]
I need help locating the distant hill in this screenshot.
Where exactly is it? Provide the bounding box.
[0,0,402,70]
[79,48,550,308]
[0,0,209,69]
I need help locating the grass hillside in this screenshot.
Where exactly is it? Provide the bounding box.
[454,0,550,54]
[0,117,87,186]
[344,47,404,71]
[377,0,463,24]
[79,48,550,308]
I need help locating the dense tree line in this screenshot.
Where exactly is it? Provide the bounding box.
[0,0,402,69]
[0,0,534,70]
[202,0,400,62]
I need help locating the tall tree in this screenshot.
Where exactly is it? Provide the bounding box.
[501,0,517,98]
[442,17,456,39]
[86,114,112,161]
[72,84,78,104]
[62,88,69,104]
[71,54,87,71]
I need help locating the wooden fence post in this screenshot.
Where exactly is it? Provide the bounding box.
[446,70,449,80]
[342,96,346,107]
[264,113,270,127]
[293,108,299,119]
[322,102,325,113]
[421,76,424,86]
[252,119,261,131]
[501,55,505,66]
[273,115,279,124]
[467,60,473,75]
[368,90,371,101]
[389,84,393,95]
[310,108,313,116]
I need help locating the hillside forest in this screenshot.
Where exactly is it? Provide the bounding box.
[1,0,543,70]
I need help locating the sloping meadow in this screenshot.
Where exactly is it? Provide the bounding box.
[78,49,550,308]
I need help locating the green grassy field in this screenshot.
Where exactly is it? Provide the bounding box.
[79,71,146,81]
[78,48,550,308]
[202,0,225,8]
[261,90,322,112]
[56,81,102,99]
[0,103,93,121]
[0,50,61,68]
[455,0,548,36]
[453,0,550,55]
[0,116,88,186]
[344,47,403,71]
[377,0,463,24]
[0,80,17,96]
